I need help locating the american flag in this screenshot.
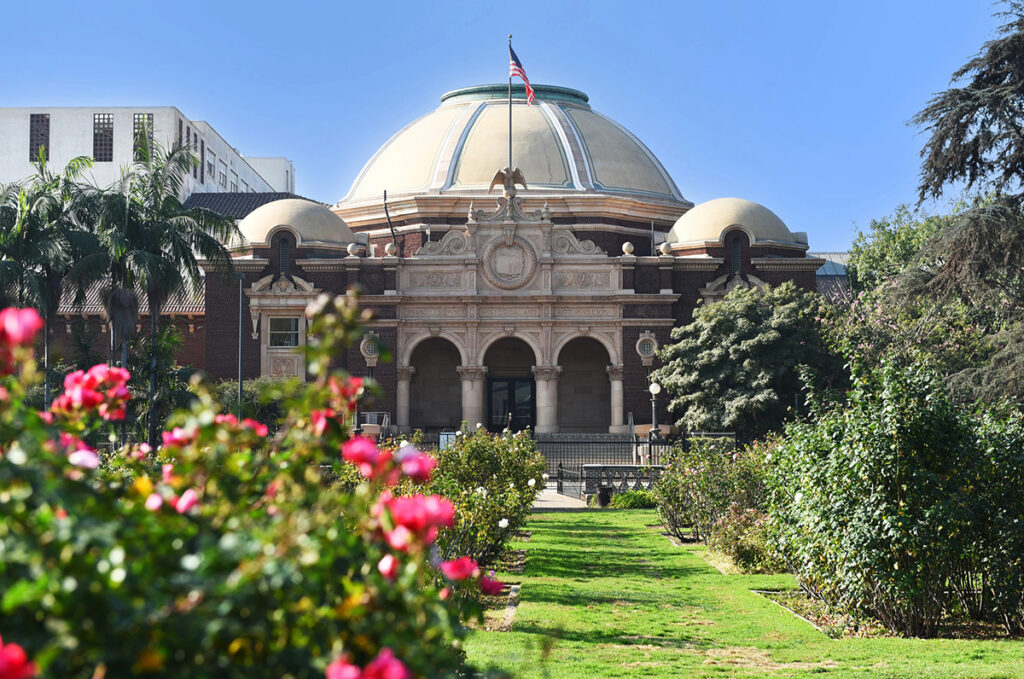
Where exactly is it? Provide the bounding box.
[509,45,535,105]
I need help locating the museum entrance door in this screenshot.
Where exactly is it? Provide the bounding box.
[487,378,535,432]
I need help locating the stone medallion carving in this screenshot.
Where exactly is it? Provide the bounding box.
[481,235,538,290]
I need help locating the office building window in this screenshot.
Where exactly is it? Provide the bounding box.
[29,114,50,162]
[192,132,198,178]
[207,150,217,182]
[133,113,154,161]
[218,160,227,188]
[230,170,238,192]
[241,179,249,192]
[200,140,205,183]
[268,317,299,348]
[177,119,182,146]
[93,114,113,162]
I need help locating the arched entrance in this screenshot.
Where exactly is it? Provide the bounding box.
[409,338,462,431]
[557,337,611,432]
[483,337,536,432]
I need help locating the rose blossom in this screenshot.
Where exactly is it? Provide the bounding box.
[0,633,37,679]
[480,575,505,595]
[362,648,410,679]
[175,489,199,514]
[378,554,399,580]
[145,493,163,511]
[325,657,361,679]
[397,447,436,482]
[440,556,479,581]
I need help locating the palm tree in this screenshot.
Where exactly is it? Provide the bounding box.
[80,132,236,447]
[0,154,98,406]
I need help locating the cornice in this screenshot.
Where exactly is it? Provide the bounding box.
[751,257,825,272]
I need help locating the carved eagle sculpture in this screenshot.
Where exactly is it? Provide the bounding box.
[489,167,528,199]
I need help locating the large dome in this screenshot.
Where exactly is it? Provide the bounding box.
[339,84,686,205]
[238,198,355,246]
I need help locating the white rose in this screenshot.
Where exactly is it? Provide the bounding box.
[528,478,536,487]
[542,473,549,481]
[794,491,803,504]
[498,518,509,529]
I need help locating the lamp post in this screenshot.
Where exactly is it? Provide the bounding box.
[237,273,244,420]
[648,381,661,441]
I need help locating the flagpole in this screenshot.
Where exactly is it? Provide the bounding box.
[508,34,513,170]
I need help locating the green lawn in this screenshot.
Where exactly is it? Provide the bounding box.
[465,509,1024,678]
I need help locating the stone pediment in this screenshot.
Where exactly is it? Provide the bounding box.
[250,273,316,294]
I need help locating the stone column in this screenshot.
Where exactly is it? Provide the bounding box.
[532,365,562,434]
[457,366,487,429]
[395,366,415,432]
[607,364,626,434]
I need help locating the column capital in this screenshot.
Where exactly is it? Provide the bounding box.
[456,365,488,381]
[606,364,624,381]
[396,365,416,381]
[531,365,562,380]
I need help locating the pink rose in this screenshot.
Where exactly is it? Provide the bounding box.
[378,554,399,580]
[480,575,505,596]
[440,556,479,581]
[241,418,269,437]
[325,657,361,679]
[67,449,100,469]
[398,449,436,483]
[362,648,410,679]
[0,308,43,345]
[145,493,163,511]
[0,633,37,679]
[175,489,198,514]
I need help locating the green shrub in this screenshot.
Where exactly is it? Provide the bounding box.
[0,298,499,677]
[767,358,978,637]
[653,437,766,541]
[607,489,657,509]
[208,375,304,434]
[707,505,782,573]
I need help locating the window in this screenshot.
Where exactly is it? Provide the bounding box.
[268,317,299,347]
[207,150,216,183]
[92,113,113,162]
[279,238,290,275]
[731,237,742,274]
[192,132,198,178]
[241,179,248,192]
[230,170,238,192]
[29,113,50,162]
[133,113,154,161]
[177,119,182,146]
[218,160,227,188]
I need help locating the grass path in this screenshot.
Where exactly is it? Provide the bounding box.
[465,509,1024,678]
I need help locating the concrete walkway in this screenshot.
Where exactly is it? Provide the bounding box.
[532,487,587,511]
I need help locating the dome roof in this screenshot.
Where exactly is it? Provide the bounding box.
[666,197,806,248]
[339,84,686,205]
[238,198,354,246]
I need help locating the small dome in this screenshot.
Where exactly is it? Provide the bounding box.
[666,198,805,247]
[238,198,354,246]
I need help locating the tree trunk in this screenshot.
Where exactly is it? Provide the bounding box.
[147,304,160,450]
[43,316,51,409]
[121,335,128,448]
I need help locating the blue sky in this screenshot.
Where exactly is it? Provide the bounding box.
[3,1,1001,250]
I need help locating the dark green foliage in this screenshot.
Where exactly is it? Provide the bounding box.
[768,357,1024,637]
[653,437,766,542]
[913,2,1024,203]
[847,205,948,292]
[208,376,305,434]
[652,282,842,441]
[606,489,657,509]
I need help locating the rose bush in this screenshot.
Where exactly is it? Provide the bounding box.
[381,427,545,567]
[0,298,507,678]
[767,356,1024,637]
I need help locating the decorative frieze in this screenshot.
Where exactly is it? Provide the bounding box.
[554,305,618,319]
[403,306,466,319]
[552,271,609,289]
[407,271,463,289]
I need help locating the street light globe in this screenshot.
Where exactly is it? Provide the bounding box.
[649,382,661,396]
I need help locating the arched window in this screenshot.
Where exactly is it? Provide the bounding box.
[279,237,290,276]
[731,237,742,274]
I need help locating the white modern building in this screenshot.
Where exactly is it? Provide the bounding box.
[0,106,294,196]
